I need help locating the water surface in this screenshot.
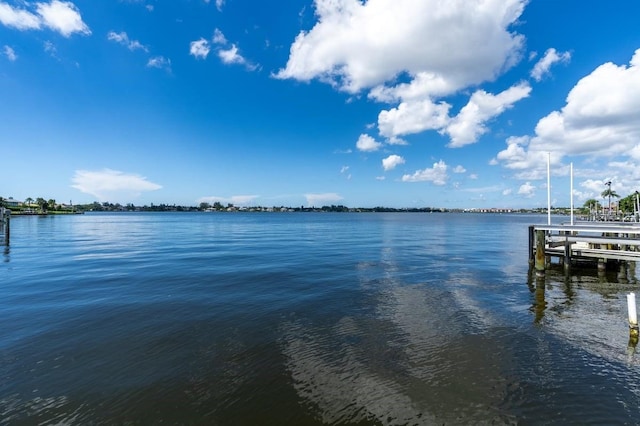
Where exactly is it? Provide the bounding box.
[1,212,639,424]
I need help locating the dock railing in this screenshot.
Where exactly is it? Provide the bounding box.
[529,221,640,273]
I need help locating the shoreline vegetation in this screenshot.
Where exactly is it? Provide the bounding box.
[4,192,638,217]
[1,198,584,215]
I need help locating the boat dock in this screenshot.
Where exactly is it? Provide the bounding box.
[529,221,640,273]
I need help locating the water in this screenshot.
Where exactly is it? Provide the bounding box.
[1,212,640,424]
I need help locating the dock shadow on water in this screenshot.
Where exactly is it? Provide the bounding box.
[2,213,640,424]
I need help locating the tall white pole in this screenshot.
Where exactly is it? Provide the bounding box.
[570,162,574,225]
[547,152,551,225]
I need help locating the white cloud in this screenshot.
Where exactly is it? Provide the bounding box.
[215,0,224,12]
[3,45,16,61]
[401,160,448,185]
[531,48,571,82]
[190,37,210,59]
[36,0,90,37]
[517,182,536,198]
[219,44,248,65]
[304,193,343,206]
[0,1,89,36]
[107,31,148,52]
[275,0,524,94]
[147,55,171,72]
[71,169,162,201]
[444,82,531,147]
[382,154,405,171]
[355,134,382,152]
[378,98,450,139]
[0,2,41,30]
[497,49,640,173]
[453,165,466,174]
[212,28,227,45]
[43,40,56,56]
[502,189,512,196]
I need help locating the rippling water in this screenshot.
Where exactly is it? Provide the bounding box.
[1,212,640,424]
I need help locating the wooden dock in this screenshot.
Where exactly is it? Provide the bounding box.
[529,222,640,273]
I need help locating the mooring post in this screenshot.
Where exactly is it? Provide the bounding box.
[598,258,606,273]
[528,225,535,265]
[535,229,546,275]
[564,235,571,273]
[627,293,639,346]
[1,208,8,246]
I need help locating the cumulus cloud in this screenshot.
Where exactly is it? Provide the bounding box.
[517,182,536,198]
[531,48,571,82]
[401,160,448,185]
[444,82,531,147]
[304,193,343,206]
[190,37,210,59]
[204,29,257,70]
[71,169,162,201]
[496,49,640,172]
[378,99,451,139]
[107,31,148,52]
[275,0,528,150]
[3,45,16,61]
[355,134,382,152]
[0,0,90,37]
[275,0,524,94]
[0,2,41,30]
[218,44,257,70]
[382,154,405,171]
[453,165,466,174]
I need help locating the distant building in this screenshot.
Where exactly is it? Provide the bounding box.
[4,198,21,207]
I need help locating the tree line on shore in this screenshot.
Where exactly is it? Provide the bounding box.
[2,188,638,216]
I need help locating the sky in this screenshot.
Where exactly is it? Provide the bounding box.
[1,0,640,209]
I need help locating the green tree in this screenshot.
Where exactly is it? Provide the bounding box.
[24,197,34,208]
[601,186,620,219]
[36,197,47,212]
[48,199,56,211]
[199,202,211,210]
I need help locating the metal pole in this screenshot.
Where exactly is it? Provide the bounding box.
[570,162,574,225]
[547,152,551,225]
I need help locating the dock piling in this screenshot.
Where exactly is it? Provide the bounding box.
[1,208,9,246]
[535,229,546,275]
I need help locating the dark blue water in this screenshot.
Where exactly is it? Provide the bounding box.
[1,212,640,424]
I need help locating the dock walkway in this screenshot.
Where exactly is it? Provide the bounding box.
[529,221,640,272]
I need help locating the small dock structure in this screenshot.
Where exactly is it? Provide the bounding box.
[1,207,9,246]
[529,221,640,274]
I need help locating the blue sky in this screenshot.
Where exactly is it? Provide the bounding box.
[1,0,640,209]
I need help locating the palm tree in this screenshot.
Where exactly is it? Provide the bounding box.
[601,182,620,220]
[24,197,34,209]
[584,198,600,220]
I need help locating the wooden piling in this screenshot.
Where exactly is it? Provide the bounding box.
[564,237,571,272]
[528,225,535,265]
[1,208,8,246]
[535,229,546,274]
